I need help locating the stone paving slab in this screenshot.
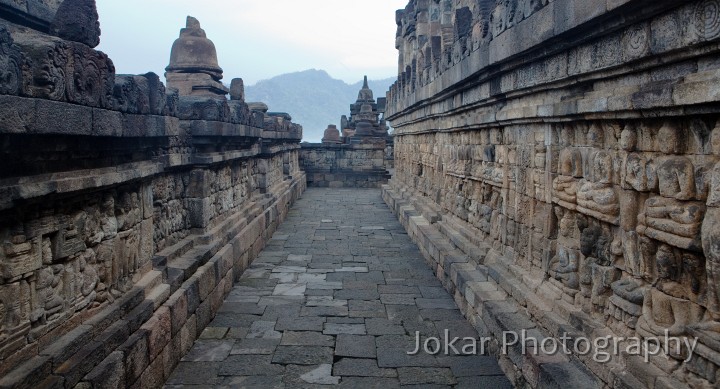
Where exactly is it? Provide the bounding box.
[165,188,512,388]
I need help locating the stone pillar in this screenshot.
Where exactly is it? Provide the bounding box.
[186,169,213,229]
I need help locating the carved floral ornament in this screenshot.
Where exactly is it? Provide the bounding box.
[0,28,23,96]
[694,0,720,40]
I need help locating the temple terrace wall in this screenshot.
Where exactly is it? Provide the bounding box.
[0,3,305,388]
[385,1,720,388]
[300,141,392,188]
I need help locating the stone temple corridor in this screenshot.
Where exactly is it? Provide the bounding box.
[165,188,512,388]
[4,1,720,388]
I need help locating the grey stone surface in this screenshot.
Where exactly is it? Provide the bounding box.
[337,377,401,389]
[167,361,222,385]
[280,331,335,347]
[335,334,376,358]
[376,347,444,368]
[276,317,326,332]
[167,189,508,386]
[455,375,513,389]
[272,346,334,365]
[443,356,506,377]
[230,338,280,355]
[181,340,234,362]
[323,323,366,335]
[365,318,406,335]
[219,375,286,388]
[397,367,456,385]
[284,363,340,386]
[218,355,285,376]
[333,358,397,377]
[380,294,418,305]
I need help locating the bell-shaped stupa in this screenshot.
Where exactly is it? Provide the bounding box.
[165,16,229,98]
[322,125,341,144]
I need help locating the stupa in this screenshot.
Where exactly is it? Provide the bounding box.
[321,125,341,144]
[342,76,388,138]
[165,16,230,98]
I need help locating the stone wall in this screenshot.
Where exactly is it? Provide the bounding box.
[385,1,720,388]
[300,142,392,188]
[0,2,305,388]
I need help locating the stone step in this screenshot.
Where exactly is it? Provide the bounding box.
[382,184,606,388]
[436,220,488,265]
[166,244,219,281]
[152,198,265,293]
[51,320,129,389]
[0,355,52,389]
[135,270,164,296]
[146,283,172,311]
[18,271,167,389]
[441,213,493,251]
[154,238,195,267]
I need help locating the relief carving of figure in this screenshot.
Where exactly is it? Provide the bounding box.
[577,221,617,308]
[577,151,620,224]
[677,126,720,369]
[639,236,658,282]
[657,156,696,200]
[637,245,705,337]
[31,266,66,325]
[702,218,720,321]
[100,194,118,239]
[547,207,580,290]
[579,224,601,293]
[590,260,621,309]
[611,279,646,307]
[0,282,31,343]
[552,148,583,209]
[624,153,656,192]
[638,195,705,251]
[634,123,705,251]
[637,157,704,252]
[548,245,580,290]
[609,278,646,328]
[116,191,141,231]
[112,229,139,291]
[619,124,638,152]
[75,252,98,310]
[700,130,720,325]
[622,231,643,278]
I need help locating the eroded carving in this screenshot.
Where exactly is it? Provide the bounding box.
[552,148,583,209]
[0,28,24,96]
[636,245,705,338]
[577,151,620,224]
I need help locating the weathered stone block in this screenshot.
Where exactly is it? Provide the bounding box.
[187,198,212,229]
[92,108,123,136]
[538,361,600,389]
[81,351,126,389]
[120,332,149,386]
[50,0,100,47]
[141,307,171,361]
[32,99,93,135]
[165,289,189,336]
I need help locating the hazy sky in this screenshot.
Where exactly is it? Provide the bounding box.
[96,0,407,85]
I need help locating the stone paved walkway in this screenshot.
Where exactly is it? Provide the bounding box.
[166,188,513,388]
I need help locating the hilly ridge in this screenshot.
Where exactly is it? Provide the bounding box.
[245,69,395,142]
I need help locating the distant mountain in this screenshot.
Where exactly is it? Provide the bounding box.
[245,69,395,142]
